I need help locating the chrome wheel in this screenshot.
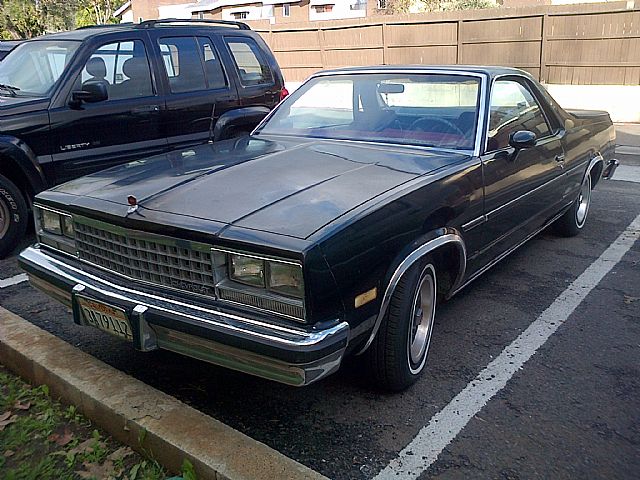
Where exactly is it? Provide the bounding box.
[0,198,9,239]
[575,174,591,228]
[407,264,437,374]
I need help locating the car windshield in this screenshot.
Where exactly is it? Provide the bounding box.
[257,73,482,150]
[0,40,80,96]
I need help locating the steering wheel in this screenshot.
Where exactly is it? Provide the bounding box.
[408,116,466,138]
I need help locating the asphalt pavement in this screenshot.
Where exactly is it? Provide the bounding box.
[1,164,638,479]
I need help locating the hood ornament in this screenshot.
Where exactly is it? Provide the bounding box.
[127,195,139,215]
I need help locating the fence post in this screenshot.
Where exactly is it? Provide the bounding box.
[539,14,548,83]
[318,27,326,70]
[456,19,463,65]
[382,21,388,65]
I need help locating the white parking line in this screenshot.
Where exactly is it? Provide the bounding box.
[0,273,28,289]
[612,165,640,183]
[375,212,640,480]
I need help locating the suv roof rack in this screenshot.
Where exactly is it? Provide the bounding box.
[137,19,251,30]
[76,23,133,30]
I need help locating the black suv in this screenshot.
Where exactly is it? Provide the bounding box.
[0,20,286,257]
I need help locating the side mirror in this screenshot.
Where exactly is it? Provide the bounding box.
[509,130,537,150]
[70,82,108,107]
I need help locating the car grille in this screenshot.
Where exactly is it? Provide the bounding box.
[74,221,215,296]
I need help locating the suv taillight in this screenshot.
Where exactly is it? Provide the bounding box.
[280,87,289,102]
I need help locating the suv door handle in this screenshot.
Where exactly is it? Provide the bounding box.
[555,154,565,163]
[132,105,160,114]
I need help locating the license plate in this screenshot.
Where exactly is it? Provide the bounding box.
[77,297,133,342]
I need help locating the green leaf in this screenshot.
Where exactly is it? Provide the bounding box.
[129,461,142,480]
[138,427,147,446]
[182,458,197,480]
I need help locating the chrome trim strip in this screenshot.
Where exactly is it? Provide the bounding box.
[485,172,566,220]
[585,154,604,185]
[450,204,571,296]
[356,233,467,355]
[462,215,487,232]
[211,246,301,266]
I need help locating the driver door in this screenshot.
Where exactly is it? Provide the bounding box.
[50,36,167,184]
[479,77,567,265]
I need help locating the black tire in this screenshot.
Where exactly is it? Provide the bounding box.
[0,174,28,259]
[366,259,438,392]
[554,173,592,237]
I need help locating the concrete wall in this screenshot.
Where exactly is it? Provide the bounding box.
[546,84,640,122]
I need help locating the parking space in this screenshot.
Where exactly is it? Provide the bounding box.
[1,178,638,479]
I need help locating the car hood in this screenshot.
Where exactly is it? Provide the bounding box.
[0,95,49,115]
[50,136,470,239]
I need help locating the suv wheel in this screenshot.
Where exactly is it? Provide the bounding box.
[0,174,28,259]
[366,259,437,392]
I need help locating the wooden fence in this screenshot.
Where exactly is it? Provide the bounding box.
[252,2,640,85]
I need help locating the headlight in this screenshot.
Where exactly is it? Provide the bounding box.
[268,262,304,299]
[34,205,76,254]
[218,250,306,321]
[230,254,265,287]
[42,209,63,235]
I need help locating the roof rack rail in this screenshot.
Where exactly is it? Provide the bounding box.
[77,23,132,30]
[137,19,250,30]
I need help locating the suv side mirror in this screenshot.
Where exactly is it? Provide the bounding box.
[509,130,537,150]
[70,82,108,107]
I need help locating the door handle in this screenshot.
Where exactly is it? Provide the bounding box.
[555,154,565,162]
[131,105,160,114]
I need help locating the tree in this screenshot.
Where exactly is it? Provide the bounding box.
[0,0,47,39]
[383,0,497,15]
[75,0,122,28]
[0,0,79,39]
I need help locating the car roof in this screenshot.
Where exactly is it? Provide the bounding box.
[313,65,531,79]
[0,41,22,51]
[21,20,251,42]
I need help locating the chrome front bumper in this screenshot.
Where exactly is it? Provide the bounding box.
[18,246,350,386]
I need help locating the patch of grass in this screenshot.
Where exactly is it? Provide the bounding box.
[0,365,167,480]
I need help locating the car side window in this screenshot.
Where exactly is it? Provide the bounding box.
[487,79,551,152]
[225,37,273,86]
[80,40,153,101]
[159,37,207,93]
[198,37,227,89]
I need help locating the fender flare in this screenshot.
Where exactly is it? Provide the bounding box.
[585,153,604,189]
[213,106,271,141]
[356,228,467,355]
[0,136,48,197]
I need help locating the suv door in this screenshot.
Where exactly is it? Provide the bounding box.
[223,35,279,108]
[479,76,567,264]
[150,33,239,149]
[50,35,167,184]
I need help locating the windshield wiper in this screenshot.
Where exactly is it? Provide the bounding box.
[0,84,21,97]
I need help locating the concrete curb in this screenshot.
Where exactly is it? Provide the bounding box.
[0,307,327,480]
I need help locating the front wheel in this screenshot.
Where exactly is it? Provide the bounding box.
[366,260,437,392]
[0,174,28,259]
[554,173,591,237]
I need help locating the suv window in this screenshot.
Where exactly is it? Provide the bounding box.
[81,40,153,101]
[487,79,551,152]
[198,37,227,89]
[225,37,272,86]
[159,36,226,93]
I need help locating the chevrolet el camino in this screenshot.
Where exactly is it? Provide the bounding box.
[19,66,618,391]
